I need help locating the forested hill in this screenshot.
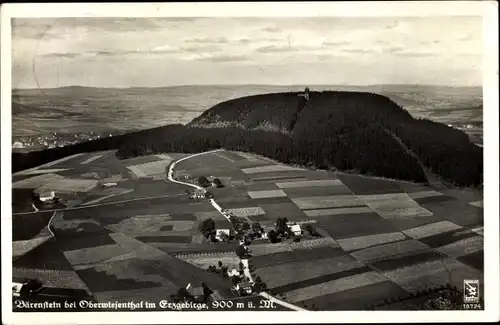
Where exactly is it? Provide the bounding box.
[12,91,482,187]
[188,91,482,187]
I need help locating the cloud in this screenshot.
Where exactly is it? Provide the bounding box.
[151,44,182,53]
[340,48,373,54]
[152,43,223,54]
[236,38,251,44]
[395,51,437,57]
[39,52,82,59]
[182,45,223,53]
[90,51,115,57]
[200,55,249,63]
[384,21,400,30]
[183,53,249,62]
[37,46,185,59]
[383,46,404,54]
[322,40,350,47]
[256,45,300,53]
[261,26,281,33]
[339,46,437,57]
[183,37,229,44]
[419,40,441,45]
[12,18,200,42]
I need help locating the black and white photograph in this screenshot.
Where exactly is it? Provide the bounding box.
[1,2,498,324]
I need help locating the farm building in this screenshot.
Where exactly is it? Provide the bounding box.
[215,229,233,241]
[190,188,206,199]
[235,281,253,295]
[290,224,302,236]
[101,182,118,188]
[12,278,42,298]
[34,190,55,202]
[186,286,204,298]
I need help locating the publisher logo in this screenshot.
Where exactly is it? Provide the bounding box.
[463,279,480,303]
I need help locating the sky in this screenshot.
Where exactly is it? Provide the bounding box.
[11,16,483,88]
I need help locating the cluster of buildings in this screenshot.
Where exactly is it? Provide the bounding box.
[12,131,110,152]
[226,262,254,295]
[190,188,208,199]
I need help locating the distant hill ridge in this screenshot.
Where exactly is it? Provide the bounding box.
[12,90,482,187]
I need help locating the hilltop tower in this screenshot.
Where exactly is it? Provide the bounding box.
[298,86,310,102]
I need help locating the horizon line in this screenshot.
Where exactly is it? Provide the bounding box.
[12,83,483,91]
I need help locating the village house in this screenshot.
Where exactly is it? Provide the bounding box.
[215,229,233,241]
[33,187,56,203]
[235,281,253,295]
[12,278,42,298]
[290,224,302,236]
[101,182,117,189]
[190,188,206,199]
[39,191,56,202]
[186,285,204,299]
[227,268,239,277]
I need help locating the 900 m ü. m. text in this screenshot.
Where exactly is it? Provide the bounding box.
[211,299,276,310]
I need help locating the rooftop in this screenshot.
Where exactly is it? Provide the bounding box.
[187,287,204,296]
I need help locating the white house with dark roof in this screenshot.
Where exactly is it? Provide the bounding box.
[33,187,56,202]
[227,268,239,277]
[290,224,302,236]
[235,281,253,295]
[215,229,232,241]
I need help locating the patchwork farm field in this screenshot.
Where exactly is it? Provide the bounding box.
[11,149,483,311]
[252,246,346,268]
[299,280,408,310]
[255,255,365,288]
[174,150,483,309]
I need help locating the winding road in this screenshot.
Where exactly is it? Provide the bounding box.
[166,149,306,311]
